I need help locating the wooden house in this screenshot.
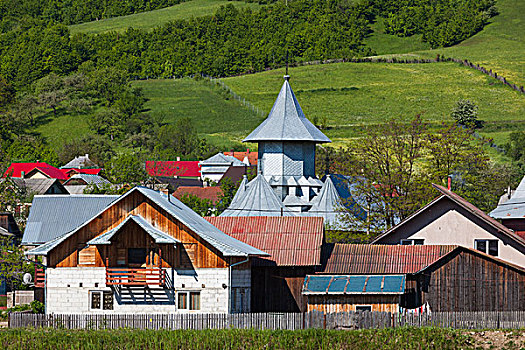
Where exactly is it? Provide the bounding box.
[372,184,525,267]
[303,244,525,313]
[26,187,267,314]
[206,216,324,312]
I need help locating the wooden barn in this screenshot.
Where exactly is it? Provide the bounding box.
[26,187,267,314]
[303,244,525,313]
[206,216,325,312]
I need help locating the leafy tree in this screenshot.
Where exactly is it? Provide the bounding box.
[105,153,149,184]
[0,235,33,291]
[0,76,15,110]
[451,99,480,128]
[504,132,525,171]
[179,193,215,217]
[57,134,115,167]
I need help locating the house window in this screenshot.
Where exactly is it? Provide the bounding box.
[178,292,201,310]
[475,239,498,256]
[355,305,372,312]
[178,292,188,309]
[400,239,424,245]
[90,291,113,310]
[128,248,147,265]
[190,292,200,310]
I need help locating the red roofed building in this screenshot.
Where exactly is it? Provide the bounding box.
[223,149,258,166]
[206,216,324,312]
[4,162,59,179]
[174,186,223,204]
[145,161,201,178]
[304,243,525,313]
[4,162,102,182]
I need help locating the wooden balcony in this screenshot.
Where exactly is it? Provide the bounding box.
[35,268,46,288]
[105,267,166,287]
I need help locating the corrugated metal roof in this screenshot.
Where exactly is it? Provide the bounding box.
[321,244,458,274]
[22,195,119,245]
[205,216,324,266]
[87,215,180,245]
[219,174,295,217]
[63,174,111,186]
[27,187,268,258]
[243,76,331,143]
[491,198,525,219]
[303,274,405,294]
[7,178,68,195]
[200,153,244,166]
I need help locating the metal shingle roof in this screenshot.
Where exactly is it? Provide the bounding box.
[200,153,244,166]
[22,195,120,245]
[87,215,180,245]
[27,187,268,257]
[219,174,295,217]
[243,77,331,143]
[206,216,324,266]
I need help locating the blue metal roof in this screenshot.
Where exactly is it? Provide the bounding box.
[302,275,406,294]
[22,195,119,245]
[243,76,331,143]
[27,187,268,258]
[87,215,180,245]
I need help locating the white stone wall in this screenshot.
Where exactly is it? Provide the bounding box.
[45,267,246,314]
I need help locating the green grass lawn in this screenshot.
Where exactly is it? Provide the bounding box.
[69,0,262,35]
[223,62,525,145]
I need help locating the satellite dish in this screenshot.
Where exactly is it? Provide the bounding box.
[23,273,33,285]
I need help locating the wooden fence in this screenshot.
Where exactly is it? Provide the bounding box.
[9,311,525,330]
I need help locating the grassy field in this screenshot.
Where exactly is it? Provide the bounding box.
[68,0,262,35]
[223,62,525,147]
[414,0,525,87]
[365,18,431,56]
[0,328,473,349]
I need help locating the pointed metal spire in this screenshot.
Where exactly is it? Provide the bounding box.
[220,174,295,217]
[243,76,331,143]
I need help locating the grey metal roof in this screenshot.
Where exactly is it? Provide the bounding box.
[27,187,268,257]
[63,174,111,186]
[220,174,295,217]
[0,226,14,237]
[228,175,248,209]
[3,178,68,195]
[243,76,331,143]
[200,153,244,166]
[308,175,347,227]
[60,154,97,169]
[22,195,119,245]
[87,215,180,245]
[490,196,525,219]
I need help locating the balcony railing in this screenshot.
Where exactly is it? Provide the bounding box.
[35,268,45,288]
[106,267,166,287]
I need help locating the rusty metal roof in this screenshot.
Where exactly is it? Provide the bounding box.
[320,244,458,274]
[206,216,324,266]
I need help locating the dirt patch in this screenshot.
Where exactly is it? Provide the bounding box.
[467,330,525,349]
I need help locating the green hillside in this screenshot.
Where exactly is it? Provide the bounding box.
[414,0,524,87]
[223,62,524,147]
[35,78,261,151]
[68,0,262,35]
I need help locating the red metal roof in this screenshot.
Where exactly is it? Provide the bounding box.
[61,168,101,177]
[223,151,258,166]
[174,186,223,203]
[205,216,324,266]
[4,162,54,178]
[321,244,458,274]
[146,161,201,178]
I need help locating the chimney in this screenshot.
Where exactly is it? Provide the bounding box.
[21,171,25,178]
[246,148,250,154]
[447,177,452,191]
[160,188,170,202]
[176,157,180,161]
[230,149,234,156]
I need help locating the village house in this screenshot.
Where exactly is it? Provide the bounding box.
[0,177,68,195]
[372,184,525,267]
[63,174,112,194]
[206,216,324,312]
[490,175,525,238]
[25,187,267,314]
[4,162,101,182]
[199,153,245,184]
[303,244,525,313]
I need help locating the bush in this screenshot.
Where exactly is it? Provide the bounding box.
[451,99,480,128]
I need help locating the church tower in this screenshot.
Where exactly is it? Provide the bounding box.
[243,76,331,208]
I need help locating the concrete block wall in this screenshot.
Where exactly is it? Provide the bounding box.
[45,267,240,314]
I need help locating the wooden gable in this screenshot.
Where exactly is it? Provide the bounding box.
[49,190,228,269]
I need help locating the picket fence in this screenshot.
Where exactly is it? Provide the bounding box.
[9,311,525,330]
